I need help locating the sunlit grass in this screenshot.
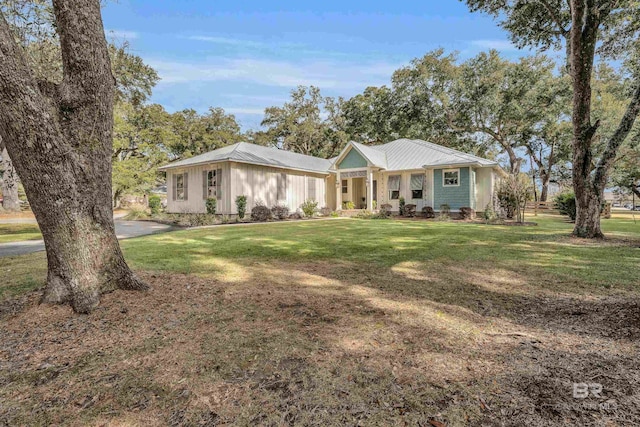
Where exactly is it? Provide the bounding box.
[0,223,41,244]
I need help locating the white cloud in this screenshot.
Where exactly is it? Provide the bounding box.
[188,36,266,48]
[223,107,266,115]
[469,39,519,52]
[106,29,139,40]
[149,57,398,90]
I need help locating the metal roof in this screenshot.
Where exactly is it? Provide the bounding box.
[159,139,498,174]
[158,142,333,174]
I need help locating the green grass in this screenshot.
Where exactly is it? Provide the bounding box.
[1,213,638,301]
[0,223,41,244]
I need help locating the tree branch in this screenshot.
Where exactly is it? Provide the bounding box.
[539,0,569,36]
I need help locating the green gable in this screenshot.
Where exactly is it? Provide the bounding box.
[337,148,368,169]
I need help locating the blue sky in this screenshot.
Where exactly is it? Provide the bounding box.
[102,1,524,130]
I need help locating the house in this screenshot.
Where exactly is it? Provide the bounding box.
[158,139,500,215]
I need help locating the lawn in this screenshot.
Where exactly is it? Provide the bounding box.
[0,223,41,244]
[1,214,639,426]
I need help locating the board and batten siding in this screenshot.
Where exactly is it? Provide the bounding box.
[474,167,495,211]
[166,162,231,214]
[375,169,433,212]
[229,162,328,214]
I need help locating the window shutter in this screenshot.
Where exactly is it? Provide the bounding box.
[203,171,208,200]
[217,168,222,200]
[410,174,424,190]
[278,173,287,200]
[183,172,189,201]
[307,177,316,201]
[172,174,177,201]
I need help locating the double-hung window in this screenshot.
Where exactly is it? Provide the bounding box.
[411,174,424,199]
[443,169,460,187]
[202,168,222,200]
[341,180,348,194]
[173,172,188,201]
[388,175,400,200]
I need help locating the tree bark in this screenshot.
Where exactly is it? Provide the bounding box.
[0,0,147,313]
[0,145,21,211]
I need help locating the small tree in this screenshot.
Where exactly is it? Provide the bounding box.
[148,195,161,215]
[235,195,247,219]
[497,174,532,223]
[554,192,577,221]
[399,197,406,216]
[205,197,217,215]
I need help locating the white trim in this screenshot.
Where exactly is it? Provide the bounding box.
[442,168,460,187]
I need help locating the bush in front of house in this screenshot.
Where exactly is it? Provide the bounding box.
[205,197,217,215]
[399,197,406,215]
[482,203,498,222]
[251,203,272,221]
[379,204,392,217]
[235,195,247,219]
[271,204,289,220]
[459,207,475,220]
[342,200,355,210]
[554,191,577,221]
[438,204,451,220]
[495,174,532,222]
[403,203,417,217]
[301,199,318,217]
[319,206,332,216]
[148,195,161,215]
[422,206,435,218]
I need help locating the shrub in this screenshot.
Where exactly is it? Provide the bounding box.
[372,200,377,210]
[399,197,406,215]
[422,206,435,219]
[438,204,451,221]
[148,195,161,215]
[379,204,392,217]
[554,191,576,221]
[319,206,332,217]
[289,211,303,220]
[495,174,532,222]
[482,203,497,222]
[235,195,247,219]
[355,210,373,219]
[403,203,417,217]
[205,197,217,215]
[459,207,475,220]
[123,206,149,220]
[342,200,355,210]
[271,204,290,220]
[251,204,272,221]
[301,199,318,217]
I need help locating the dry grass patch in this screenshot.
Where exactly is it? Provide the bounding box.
[2,257,639,426]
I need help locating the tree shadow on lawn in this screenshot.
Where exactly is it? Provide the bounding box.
[3,253,639,426]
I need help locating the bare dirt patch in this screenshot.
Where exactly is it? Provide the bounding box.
[1,261,639,426]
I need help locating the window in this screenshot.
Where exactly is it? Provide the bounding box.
[388,175,400,200]
[443,169,460,187]
[277,173,287,201]
[341,179,348,194]
[411,174,424,199]
[307,177,317,201]
[207,170,217,197]
[173,172,188,201]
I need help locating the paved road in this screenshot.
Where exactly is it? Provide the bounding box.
[0,220,175,258]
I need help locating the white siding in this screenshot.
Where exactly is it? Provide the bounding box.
[229,162,328,214]
[376,169,431,212]
[166,162,232,214]
[475,167,494,211]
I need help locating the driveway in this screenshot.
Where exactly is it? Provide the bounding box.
[0,220,175,258]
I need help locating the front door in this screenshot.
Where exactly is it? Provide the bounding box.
[352,177,366,209]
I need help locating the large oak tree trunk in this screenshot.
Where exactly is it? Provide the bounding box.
[1,145,21,211]
[0,0,147,313]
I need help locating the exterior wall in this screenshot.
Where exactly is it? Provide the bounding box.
[375,169,432,212]
[166,162,232,214]
[229,162,328,214]
[475,167,494,211]
[433,167,471,211]
[326,174,337,210]
[337,148,367,169]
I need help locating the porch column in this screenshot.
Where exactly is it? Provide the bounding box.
[367,167,374,211]
[336,170,342,211]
